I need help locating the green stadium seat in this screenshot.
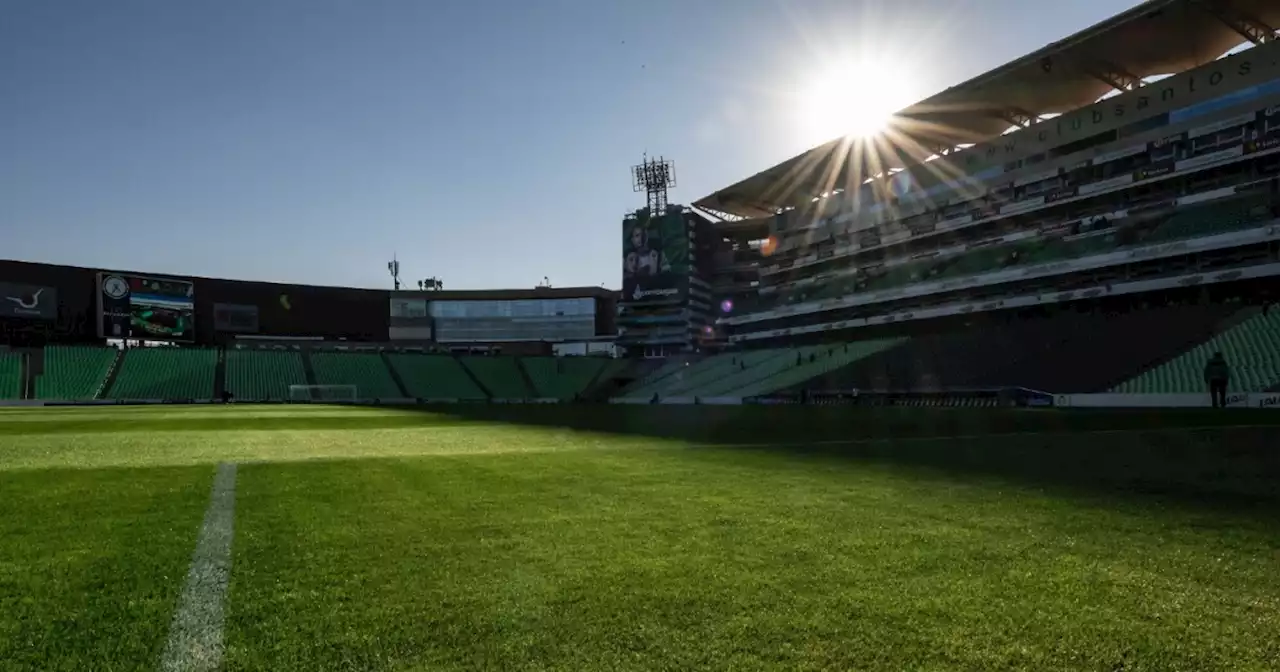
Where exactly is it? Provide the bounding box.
[618,342,902,400]
[725,339,904,398]
[386,354,487,400]
[309,352,401,399]
[0,352,22,400]
[107,348,217,400]
[460,356,529,399]
[1142,194,1271,246]
[36,346,118,400]
[1112,309,1280,393]
[617,355,698,396]
[521,356,608,399]
[226,349,307,401]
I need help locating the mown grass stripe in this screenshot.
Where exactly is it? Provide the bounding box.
[159,462,237,672]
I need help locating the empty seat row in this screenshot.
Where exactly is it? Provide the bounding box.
[0,353,21,400]
[309,352,402,399]
[1113,308,1280,393]
[387,354,486,400]
[107,348,217,400]
[226,349,307,400]
[803,303,1238,394]
[522,356,610,399]
[36,346,117,400]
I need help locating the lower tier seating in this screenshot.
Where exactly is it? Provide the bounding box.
[628,349,781,399]
[616,355,699,396]
[309,352,401,399]
[387,354,487,400]
[521,356,608,399]
[618,341,902,400]
[460,356,530,398]
[802,303,1238,394]
[36,346,117,400]
[107,347,216,400]
[0,352,21,399]
[728,340,903,398]
[1113,308,1280,393]
[226,349,307,401]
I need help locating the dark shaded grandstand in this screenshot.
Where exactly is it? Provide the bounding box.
[677,0,1280,406]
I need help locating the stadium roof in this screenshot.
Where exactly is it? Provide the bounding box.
[392,286,617,301]
[695,0,1280,219]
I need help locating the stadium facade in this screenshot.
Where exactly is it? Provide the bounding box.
[0,258,617,352]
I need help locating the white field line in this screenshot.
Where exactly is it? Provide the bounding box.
[159,462,237,672]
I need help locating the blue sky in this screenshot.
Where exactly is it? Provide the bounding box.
[1,0,1141,291]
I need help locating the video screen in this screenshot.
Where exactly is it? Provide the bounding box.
[99,273,195,341]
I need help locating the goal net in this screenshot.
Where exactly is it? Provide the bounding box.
[289,384,359,403]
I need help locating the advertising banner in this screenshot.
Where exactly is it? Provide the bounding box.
[213,303,260,333]
[0,283,56,320]
[622,211,689,305]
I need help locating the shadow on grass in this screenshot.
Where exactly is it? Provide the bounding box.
[7,403,1279,521]
[414,404,1280,520]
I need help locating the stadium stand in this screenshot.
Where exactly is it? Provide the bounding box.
[521,356,608,399]
[616,341,901,399]
[728,339,903,398]
[615,355,699,396]
[0,352,21,400]
[1113,308,1280,393]
[1141,193,1273,245]
[107,347,217,400]
[35,346,117,400]
[386,354,487,400]
[758,190,1277,312]
[226,349,307,401]
[801,304,1239,394]
[624,350,777,399]
[309,352,402,399]
[460,356,530,399]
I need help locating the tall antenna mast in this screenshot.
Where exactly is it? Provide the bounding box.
[632,155,676,215]
[387,256,401,291]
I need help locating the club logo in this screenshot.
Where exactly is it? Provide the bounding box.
[5,287,43,310]
[102,275,130,300]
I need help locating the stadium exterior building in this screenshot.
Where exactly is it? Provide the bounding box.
[0,258,617,353]
[616,206,720,356]
[692,0,1280,358]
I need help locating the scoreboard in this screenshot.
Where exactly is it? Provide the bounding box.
[97,272,195,341]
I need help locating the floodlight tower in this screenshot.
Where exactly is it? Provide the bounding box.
[632,155,676,215]
[387,256,401,291]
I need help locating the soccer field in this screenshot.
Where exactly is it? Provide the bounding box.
[1,405,1278,671]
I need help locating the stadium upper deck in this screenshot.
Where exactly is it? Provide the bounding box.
[696,0,1280,219]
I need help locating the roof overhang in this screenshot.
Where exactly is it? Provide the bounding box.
[696,0,1280,219]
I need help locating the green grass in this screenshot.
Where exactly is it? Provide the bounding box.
[1,405,1279,670]
[0,466,212,671]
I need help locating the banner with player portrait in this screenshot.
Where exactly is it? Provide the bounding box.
[621,210,690,305]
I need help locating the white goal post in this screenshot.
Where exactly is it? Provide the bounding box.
[288,385,359,403]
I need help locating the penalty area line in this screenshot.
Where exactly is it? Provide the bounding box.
[159,462,237,672]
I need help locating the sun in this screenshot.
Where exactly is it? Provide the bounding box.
[795,58,918,143]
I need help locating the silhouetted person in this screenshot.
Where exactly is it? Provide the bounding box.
[1204,352,1231,408]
